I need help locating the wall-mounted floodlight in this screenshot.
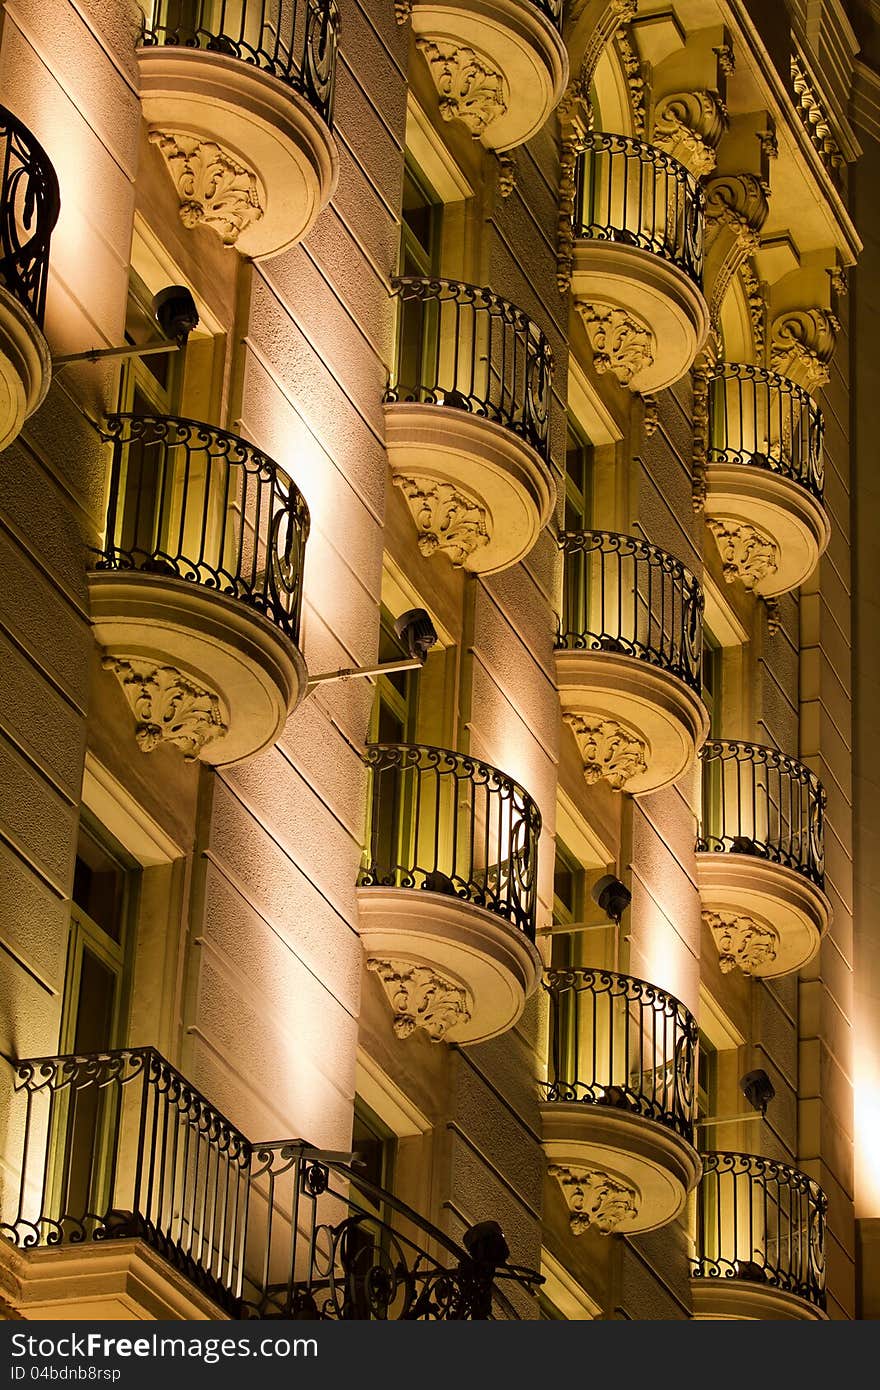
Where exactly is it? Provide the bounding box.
[307,608,438,691]
[52,285,200,369]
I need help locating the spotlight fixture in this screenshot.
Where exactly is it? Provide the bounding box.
[590,873,632,925]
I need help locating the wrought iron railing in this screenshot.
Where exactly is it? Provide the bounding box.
[93,414,310,644]
[0,1048,542,1319]
[529,0,564,27]
[139,0,339,126]
[573,133,705,284]
[541,968,699,1141]
[707,364,825,503]
[693,1151,826,1309]
[556,530,704,691]
[696,740,826,888]
[384,276,553,461]
[357,742,541,940]
[0,106,60,327]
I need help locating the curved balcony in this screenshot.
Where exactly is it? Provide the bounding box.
[0,107,59,453]
[356,742,543,1045]
[692,1152,827,1320]
[703,364,830,597]
[137,0,339,258]
[696,741,830,977]
[383,276,556,574]
[571,134,708,393]
[409,0,568,152]
[88,414,310,766]
[555,531,709,795]
[0,1048,542,1319]
[539,968,701,1235]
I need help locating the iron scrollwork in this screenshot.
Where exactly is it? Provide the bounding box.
[0,104,60,326]
[707,363,825,503]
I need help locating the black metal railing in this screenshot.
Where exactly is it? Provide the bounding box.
[529,0,563,27]
[556,530,704,691]
[696,740,826,888]
[0,106,60,327]
[693,1151,826,1309]
[0,1048,542,1319]
[92,414,310,643]
[139,0,339,126]
[384,276,553,462]
[357,743,541,941]
[573,133,705,284]
[541,968,699,1141]
[707,364,825,503]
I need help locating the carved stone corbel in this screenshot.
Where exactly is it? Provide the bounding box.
[549,1163,641,1235]
[563,713,649,791]
[394,475,491,566]
[104,658,227,760]
[704,911,780,975]
[652,90,728,178]
[149,131,264,248]
[415,38,508,139]
[706,518,780,591]
[703,173,770,328]
[576,303,655,387]
[367,958,473,1041]
[769,308,839,392]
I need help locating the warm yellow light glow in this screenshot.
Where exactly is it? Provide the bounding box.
[854,1044,880,1214]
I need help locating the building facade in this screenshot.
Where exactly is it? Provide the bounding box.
[0,0,877,1321]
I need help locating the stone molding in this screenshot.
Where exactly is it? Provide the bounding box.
[104,658,227,760]
[148,131,263,247]
[576,303,656,387]
[548,1163,641,1235]
[706,518,780,591]
[393,474,491,566]
[704,910,780,975]
[770,308,839,392]
[367,958,473,1042]
[416,38,507,138]
[791,54,845,173]
[563,713,649,791]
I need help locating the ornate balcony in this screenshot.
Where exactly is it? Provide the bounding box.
[0,1048,541,1319]
[408,0,568,152]
[555,531,709,795]
[571,134,709,392]
[137,0,339,258]
[540,969,701,1236]
[701,364,830,597]
[0,106,59,453]
[384,276,555,574]
[692,1152,827,1320]
[356,743,544,1045]
[696,741,830,977]
[88,414,310,766]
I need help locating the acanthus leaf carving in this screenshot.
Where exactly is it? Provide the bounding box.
[576,303,655,388]
[704,911,779,975]
[652,90,728,178]
[706,518,779,591]
[104,658,227,760]
[393,475,491,566]
[691,359,710,512]
[367,959,473,1042]
[703,174,770,327]
[563,713,649,791]
[740,259,767,359]
[496,152,517,198]
[148,131,263,248]
[415,38,507,138]
[394,0,411,22]
[548,1163,641,1235]
[615,25,646,138]
[770,308,839,391]
[555,73,591,294]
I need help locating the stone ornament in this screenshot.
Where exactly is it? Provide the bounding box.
[367,958,473,1042]
[770,308,840,393]
[706,518,780,591]
[149,131,263,248]
[652,90,728,178]
[394,475,491,566]
[577,304,655,388]
[104,658,227,760]
[549,1163,640,1235]
[704,910,779,975]
[564,713,649,791]
[415,38,507,139]
[791,55,845,173]
[496,152,517,198]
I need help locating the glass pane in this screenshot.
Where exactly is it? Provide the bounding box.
[72,828,125,943]
[72,948,117,1054]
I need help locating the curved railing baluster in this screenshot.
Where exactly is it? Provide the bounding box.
[93,414,310,644]
[556,530,704,691]
[358,742,541,940]
[707,363,825,503]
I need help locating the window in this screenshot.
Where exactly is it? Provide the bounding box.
[564,416,592,533]
[400,159,442,278]
[697,1030,718,1127]
[702,625,723,738]
[553,839,586,931]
